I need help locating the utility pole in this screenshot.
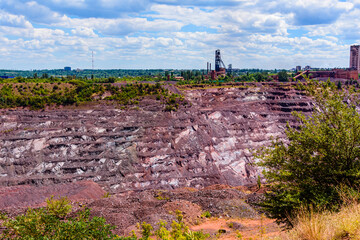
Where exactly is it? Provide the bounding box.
[92,51,94,70]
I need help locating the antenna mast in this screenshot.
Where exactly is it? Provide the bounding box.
[92,51,94,70]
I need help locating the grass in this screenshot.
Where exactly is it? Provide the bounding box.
[282,202,360,240]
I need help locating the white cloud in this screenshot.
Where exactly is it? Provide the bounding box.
[0,0,356,69]
[71,27,97,37]
[0,11,32,28]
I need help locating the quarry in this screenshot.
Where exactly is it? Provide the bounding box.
[0,81,315,237]
[0,82,311,193]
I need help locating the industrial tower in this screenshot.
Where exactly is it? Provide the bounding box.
[215,49,226,72]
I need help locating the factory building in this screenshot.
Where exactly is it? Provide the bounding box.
[295,45,360,81]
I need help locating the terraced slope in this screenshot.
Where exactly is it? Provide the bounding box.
[0,83,311,192]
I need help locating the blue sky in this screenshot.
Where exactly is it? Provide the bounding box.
[0,0,359,69]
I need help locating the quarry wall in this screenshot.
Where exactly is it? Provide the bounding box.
[0,83,312,192]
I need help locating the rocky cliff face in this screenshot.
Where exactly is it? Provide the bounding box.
[0,83,311,192]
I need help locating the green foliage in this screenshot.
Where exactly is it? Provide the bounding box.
[0,82,186,111]
[0,199,208,240]
[0,198,119,239]
[278,70,288,82]
[257,80,360,227]
[154,190,170,200]
[201,211,211,218]
[256,176,262,191]
[103,192,111,198]
[337,80,342,89]
[139,222,153,240]
[136,210,209,240]
[45,196,72,219]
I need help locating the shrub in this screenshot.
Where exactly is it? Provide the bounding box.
[0,197,119,239]
[136,210,210,240]
[278,70,288,82]
[46,195,72,219]
[257,80,360,227]
[201,211,212,218]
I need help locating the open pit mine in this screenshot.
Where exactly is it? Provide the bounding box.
[0,83,311,193]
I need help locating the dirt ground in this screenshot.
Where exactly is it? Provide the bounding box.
[190,217,283,240]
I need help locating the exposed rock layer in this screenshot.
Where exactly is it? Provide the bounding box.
[0,181,105,209]
[0,83,311,192]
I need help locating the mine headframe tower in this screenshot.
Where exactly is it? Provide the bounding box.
[215,49,226,72]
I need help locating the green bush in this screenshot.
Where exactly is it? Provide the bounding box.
[132,210,209,240]
[0,198,209,240]
[278,70,288,82]
[46,196,72,219]
[201,211,211,218]
[0,197,119,239]
[257,80,360,227]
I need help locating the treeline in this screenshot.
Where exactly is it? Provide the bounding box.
[0,68,286,79]
[0,81,186,111]
[177,71,289,85]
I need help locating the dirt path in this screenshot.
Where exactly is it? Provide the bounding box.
[190,217,283,239]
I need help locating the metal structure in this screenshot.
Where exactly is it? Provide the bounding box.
[92,51,94,70]
[227,64,232,74]
[215,49,226,72]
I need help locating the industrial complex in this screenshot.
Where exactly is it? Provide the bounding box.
[205,49,228,80]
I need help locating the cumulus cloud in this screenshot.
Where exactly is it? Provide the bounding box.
[0,0,151,19]
[0,10,32,28]
[259,0,353,25]
[0,0,356,69]
[153,0,245,7]
[71,27,97,37]
[0,0,66,24]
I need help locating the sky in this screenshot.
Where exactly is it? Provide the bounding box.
[0,0,359,70]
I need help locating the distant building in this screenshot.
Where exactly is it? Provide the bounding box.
[297,69,359,80]
[350,45,360,72]
[304,65,311,71]
[227,64,232,74]
[64,66,71,71]
[296,66,302,72]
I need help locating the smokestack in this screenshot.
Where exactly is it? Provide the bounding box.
[210,63,211,72]
[207,62,209,74]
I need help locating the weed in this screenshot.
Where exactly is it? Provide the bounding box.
[154,190,170,201]
[103,192,111,198]
[257,175,262,190]
[201,211,211,218]
[236,231,243,240]
[258,213,267,239]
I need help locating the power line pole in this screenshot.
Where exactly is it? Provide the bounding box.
[92,51,94,70]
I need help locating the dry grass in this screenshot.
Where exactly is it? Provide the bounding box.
[282,203,360,240]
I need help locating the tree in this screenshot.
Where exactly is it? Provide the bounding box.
[278,70,288,82]
[257,80,360,227]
